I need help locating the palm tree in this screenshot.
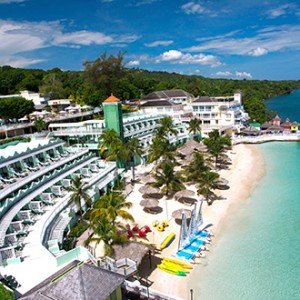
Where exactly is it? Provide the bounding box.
[152,161,184,196]
[158,116,178,138]
[98,128,121,156]
[126,137,143,181]
[34,117,46,132]
[182,152,210,182]
[67,176,92,218]
[204,131,231,168]
[90,192,134,225]
[188,118,201,141]
[86,216,127,255]
[148,137,176,166]
[197,171,219,205]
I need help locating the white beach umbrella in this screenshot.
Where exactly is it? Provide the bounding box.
[30,111,42,116]
[18,116,29,121]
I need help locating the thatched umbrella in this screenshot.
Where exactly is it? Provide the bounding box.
[241,126,260,136]
[174,190,195,201]
[140,198,159,208]
[111,242,154,265]
[267,124,284,132]
[215,177,229,190]
[139,185,159,194]
[172,208,192,220]
[139,174,155,183]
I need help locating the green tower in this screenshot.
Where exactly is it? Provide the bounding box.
[103,95,124,140]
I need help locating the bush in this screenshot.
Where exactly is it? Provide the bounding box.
[0,283,15,300]
[62,220,89,251]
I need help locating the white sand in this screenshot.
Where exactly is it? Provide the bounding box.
[122,144,265,299]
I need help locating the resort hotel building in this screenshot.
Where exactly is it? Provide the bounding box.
[0,90,248,298]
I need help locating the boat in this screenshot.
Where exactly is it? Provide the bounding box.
[157,264,187,276]
[163,257,193,269]
[159,232,176,250]
[161,260,189,273]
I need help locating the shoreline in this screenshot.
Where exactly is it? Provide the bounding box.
[123,143,266,299]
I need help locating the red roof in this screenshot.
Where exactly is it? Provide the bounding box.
[103,95,120,103]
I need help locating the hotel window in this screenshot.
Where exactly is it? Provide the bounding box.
[203,114,210,119]
[199,106,205,112]
[203,120,210,124]
[205,106,212,111]
[211,113,218,118]
[193,106,198,112]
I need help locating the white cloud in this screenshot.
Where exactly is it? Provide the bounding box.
[182,2,205,14]
[159,50,183,61]
[53,31,113,46]
[144,40,173,47]
[134,0,159,7]
[267,4,299,18]
[127,60,140,66]
[236,71,252,79]
[157,50,222,67]
[0,19,140,67]
[0,56,44,68]
[184,25,300,57]
[215,71,232,77]
[0,0,25,3]
[248,47,268,56]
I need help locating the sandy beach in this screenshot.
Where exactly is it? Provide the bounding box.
[122,143,266,299]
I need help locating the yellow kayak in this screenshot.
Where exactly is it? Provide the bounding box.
[161,260,189,273]
[157,264,187,276]
[164,257,193,269]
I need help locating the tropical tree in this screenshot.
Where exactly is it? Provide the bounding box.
[157,116,178,138]
[67,176,92,218]
[152,161,184,196]
[34,117,46,132]
[98,128,121,156]
[203,130,232,168]
[0,97,34,120]
[0,283,15,300]
[89,192,134,225]
[148,137,176,165]
[187,118,201,141]
[197,171,219,205]
[182,152,210,182]
[125,137,143,181]
[86,216,127,255]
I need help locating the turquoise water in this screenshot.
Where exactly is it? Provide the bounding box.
[265,89,300,121]
[189,142,300,299]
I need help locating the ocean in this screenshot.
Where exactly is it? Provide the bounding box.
[189,90,300,300]
[265,89,300,122]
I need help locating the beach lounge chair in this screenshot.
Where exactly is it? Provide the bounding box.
[23,162,39,171]
[31,208,45,215]
[0,175,16,184]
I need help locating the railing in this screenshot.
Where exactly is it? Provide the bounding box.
[52,128,104,136]
[123,281,185,300]
[100,257,137,276]
[1,156,91,219]
[0,139,65,168]
[124,125,157,138]
[0,149,89,201]
[87,162,116,187]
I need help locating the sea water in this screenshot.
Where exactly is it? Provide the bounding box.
[265,89,300,121]
[189,91,300,300]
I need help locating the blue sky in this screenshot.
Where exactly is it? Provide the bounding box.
[0,0,300,80]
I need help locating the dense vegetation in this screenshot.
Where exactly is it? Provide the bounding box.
[0,283,15,300]
[1,52,300,123]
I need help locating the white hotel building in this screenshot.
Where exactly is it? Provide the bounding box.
[190,91,249,129]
